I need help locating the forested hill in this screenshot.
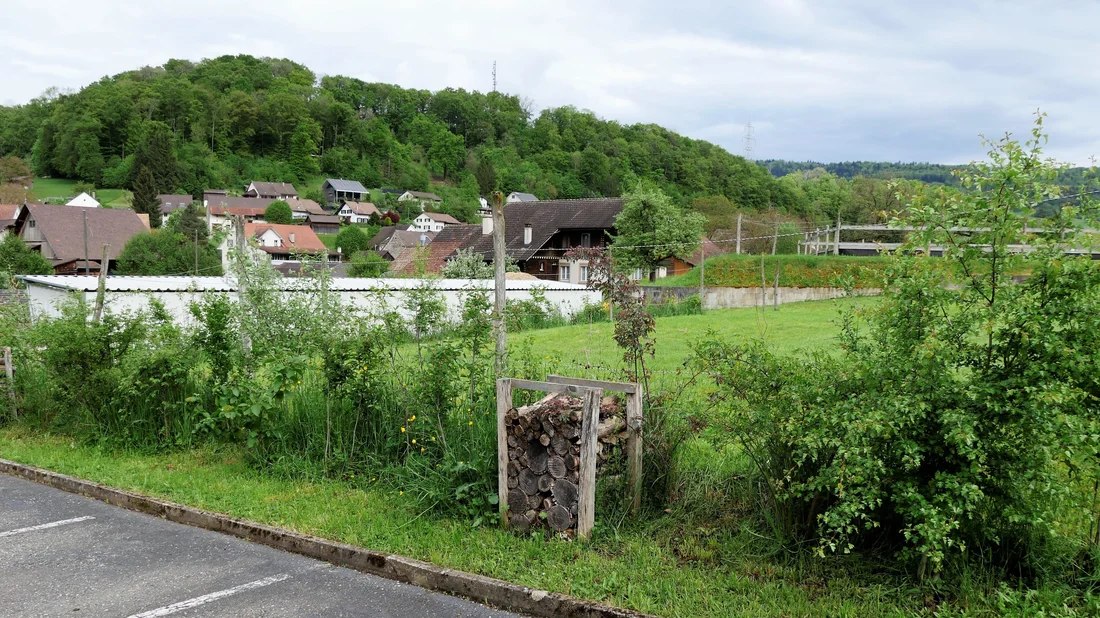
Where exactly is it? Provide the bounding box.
[760,160,963,185]
[0,54,800,219]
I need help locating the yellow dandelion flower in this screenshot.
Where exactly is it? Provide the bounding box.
[420,447,425,453]
[468,421,473,426]
[411,439,417,444]
[400,427,406,433]
[431,436,436,441]
[399,490,404,495]
[371,477,376,481]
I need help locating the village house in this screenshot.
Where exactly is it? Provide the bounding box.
[65,192,101,208]
[336,201,380,224]
[403,198,623,283]
[322,179,368,205]
[157,194,193,217]
[0,204,22,238]
[12,204,147,274]
[285,198,328,220]
[244,181,297,200]
[369,227,434,261]
[506,192,538,204]
[397,190,443,210]
[306,214,341,235]
[409,211,462,233]
[206,204,269,229]
[242,222,336,263]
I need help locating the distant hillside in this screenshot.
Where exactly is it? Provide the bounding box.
[760,160,963,185]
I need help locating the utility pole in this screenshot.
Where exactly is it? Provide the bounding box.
[735,213,742,255]
[83,210,89,276]
[93,244,109,323]
[491,191,507,376]
[234,215,251,357]
[771,219,779,255]
[492,61,497,92]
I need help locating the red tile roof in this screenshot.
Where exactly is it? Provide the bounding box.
[245,222,328,253]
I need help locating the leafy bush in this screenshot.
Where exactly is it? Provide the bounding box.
[335,225,369,255]
[264,200,293,224]
[695,115,1100,578]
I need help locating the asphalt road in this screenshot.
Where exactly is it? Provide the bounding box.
[0,473,524,617]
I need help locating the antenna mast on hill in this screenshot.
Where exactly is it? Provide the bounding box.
[492,61,497,92]
[743,123,756,160]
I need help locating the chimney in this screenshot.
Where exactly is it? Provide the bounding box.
[289,232,296,245]
[482,216,493,235]
[523,224,532,246]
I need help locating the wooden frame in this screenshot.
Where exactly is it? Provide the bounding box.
[496,376,643,540]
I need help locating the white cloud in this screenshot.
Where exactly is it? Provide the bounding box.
[1,0,1097,164]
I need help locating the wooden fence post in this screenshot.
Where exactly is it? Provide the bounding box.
[2,346,14,418]
[496,378,513,528]
[577,386,603,540]
[626,386,643,513]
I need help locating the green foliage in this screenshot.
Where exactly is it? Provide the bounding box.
[0,155,30,183]
[0,233,53,278]
[289,123,320,181]
[474,157,496,194]
[334,225,369,255]
[264,199,293,224]
[129,121,180,194]
[131,165,162,228]
[612,182,704,279]
[651,254,889,288]
[169,200,207,243]
[695,115,1100,578]
[347,250,388,277]
[440,247,518,279]
[115,229,223,276]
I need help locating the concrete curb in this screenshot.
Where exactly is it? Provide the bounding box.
[0,458,657,618]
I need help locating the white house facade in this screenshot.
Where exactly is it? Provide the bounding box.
[66,192,101,208]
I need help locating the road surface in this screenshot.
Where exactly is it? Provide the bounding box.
[0,473,524,617]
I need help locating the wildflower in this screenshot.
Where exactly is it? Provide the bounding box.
[409,415,416,421]
[400,427,406,433]
[411,439,417,444]
[420,447,425,453]
[468,421,473,426]
[431,436,436,441]
[399,491,404,495]
[371,477,376,482]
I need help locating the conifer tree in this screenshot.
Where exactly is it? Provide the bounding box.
[131,165,162,228]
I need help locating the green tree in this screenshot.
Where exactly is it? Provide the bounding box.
[427,129,466,180]
[474,157,496,194]
[74,133,105,184]
[129,121,179,193]
[0,233,53,277]
[347,250,389,277]
[289,123,320,181]
[611,182,704,280]
[334,225,369,255]
[131,165,162,228]
[264,200,293,224]
[168,200,207,243]
[115,229,223,276]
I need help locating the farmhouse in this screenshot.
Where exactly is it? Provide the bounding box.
[244,222,334,262]
[65,192,101,208]
[409,211,462,233]
[336,201,379,224]
[285,198,328,220]
[13,204,147,274]
[244,181,297,200]
[507,192,538,203]
[18,276,600,326]
[305,214,341,235]
[410,198,622,283]
[157,194,193,217]
[397,191,443,209]
[369,227,434,260]
[322,179,368,205]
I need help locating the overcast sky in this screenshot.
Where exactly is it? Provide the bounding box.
[3,1,1097,165]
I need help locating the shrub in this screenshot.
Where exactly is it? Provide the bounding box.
[264,200,294,224]
[335,225,369,255]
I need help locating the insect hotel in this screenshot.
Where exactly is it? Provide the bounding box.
[496,375,643,539]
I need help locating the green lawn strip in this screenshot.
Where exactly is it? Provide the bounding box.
[317,233,338,250]
[647,254,889,289]
[28,178,78,202]
[0,430,922,617]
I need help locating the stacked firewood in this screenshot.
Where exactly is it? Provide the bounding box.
[504,392,626,534]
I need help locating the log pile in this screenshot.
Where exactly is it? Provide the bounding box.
[503,392,626,535]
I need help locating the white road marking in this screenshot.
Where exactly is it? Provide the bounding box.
[0,515,95,538]
[126,573,291,618]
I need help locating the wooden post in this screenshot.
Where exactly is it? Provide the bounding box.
[697,242,705,308]
[234,215,251,356]
[577,386,603,540]
[92,244,109,323]
[771,219,779,255]
[194,230,199,276]
[773,262,780,311]
[2,346,14,416]
[626,386,643,513]
[496,378,513,528]
[834,213,841,256]
[491,192,507,376]
[760,253,766,309]
[735,213,742,255]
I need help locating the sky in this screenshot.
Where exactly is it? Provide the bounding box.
[3,0,1098,165]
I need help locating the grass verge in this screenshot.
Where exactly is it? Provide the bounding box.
[0,429,927,618]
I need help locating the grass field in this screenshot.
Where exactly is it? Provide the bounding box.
[28,178,130,207]
[648,254,889,289]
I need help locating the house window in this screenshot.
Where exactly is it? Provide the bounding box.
[28,219,35,228]
[633,268,643,281]
[580,265,589,282]
[559,265,570,281]
[581,233,590,248]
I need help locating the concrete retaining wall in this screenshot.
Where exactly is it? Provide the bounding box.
[642,285,881,310]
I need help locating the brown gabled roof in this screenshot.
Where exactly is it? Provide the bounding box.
[370,227,435,260]
[245,223,328,253]
[207,195,275,210]
[15,204,148,264]
[343,201,380,217]
[157,194,193,215]
[398,224,482,274]
[306,215,341,224]
[247,181,298,198]
[423,211,463,225]
[286,198,327,216]
[686,237,722,266]
[0,204,22,220]
[405,191,442,201]
[438,198,622,264]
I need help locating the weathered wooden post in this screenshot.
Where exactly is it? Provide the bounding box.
[576,386,603,540]
[491,191,507,376]
[2,346,14,418]
[496,378,512,528]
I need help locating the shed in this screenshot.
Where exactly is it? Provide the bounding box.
[306,214,341,235]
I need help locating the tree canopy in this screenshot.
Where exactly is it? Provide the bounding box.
[0,233,53,279]
[264,200,293,224]
[611,182,705,279]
